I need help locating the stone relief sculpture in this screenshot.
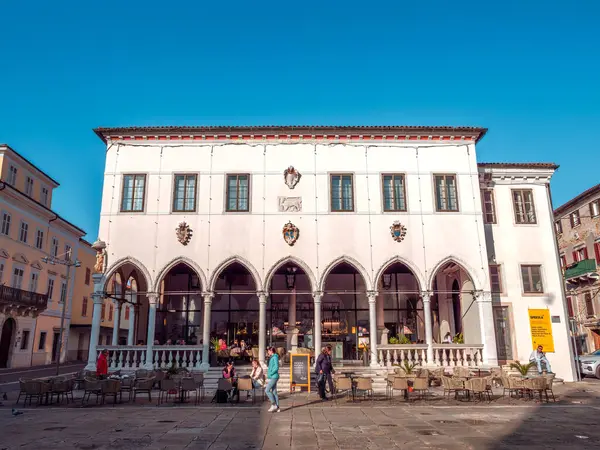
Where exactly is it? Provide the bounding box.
[278,197,302,212]
[283,166,301,189]
[92,239,108,274]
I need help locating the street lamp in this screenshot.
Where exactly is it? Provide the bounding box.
[285,267,297,290]
[42,253,81,376]
[382,273,392,290]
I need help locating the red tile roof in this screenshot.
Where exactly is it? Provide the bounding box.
[554,183,600,217]
[478,162,559,170]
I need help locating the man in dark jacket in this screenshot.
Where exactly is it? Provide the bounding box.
[316,345,335,400]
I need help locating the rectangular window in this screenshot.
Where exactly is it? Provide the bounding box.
[0,262,4,283]
[38,331,47,350]
[51,238,59,257]
[125,306,130,320]
[573,247,588,262]
[20,330,30,350]
[521,265,544,294]
[560,255,567,269]
[172,174,197,212]
[226,174,250,212]
[41,186,49,206]
[64,244,72,261]
[109,304,113,321]
[85,268,91,285]
[570,210,581,228]
[8,165,17,186]
[595,242,600,265]
[590,200,600,218]
[382,174,406,212]
[25,176,34,196]
[101,303,106,321]
[434,174,459,212]
[489,264,503,293]
[59,281,67,303]
[584,292,595,317]
[35,229,44,250]
[12,266,24,289]
[567,296,574,318]
[47,278,55,301]
[28,272,39,293]
[1,212,10,236]
[481,189,496,223]
[121,174,146,212]
[555,220,563,235]
[82,297,88,317]
[512,189,537,224]
[330,174,354,212]
[19,221,28,243]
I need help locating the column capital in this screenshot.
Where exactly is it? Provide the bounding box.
[367,290,378,302]
[312,291,323,302]
[257,291,268,303]
[202,291,214,303]
[479,291,492,302]
[147,292,160,305]
[420,291,432,302]
[91,293,104,305]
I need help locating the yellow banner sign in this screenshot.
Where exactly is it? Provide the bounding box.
[528,309,554,352]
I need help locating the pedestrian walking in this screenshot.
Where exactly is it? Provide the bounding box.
[97,349,108,379]
[316,345,335,400]
[265,347,280,412]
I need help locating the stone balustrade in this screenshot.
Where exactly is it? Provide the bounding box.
[377,344,484,367]
[101,345,204,371]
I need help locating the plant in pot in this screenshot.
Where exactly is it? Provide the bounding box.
[400,360,418,376]
[398,334,412,344]
[388,336,399,345]
[510,361,536,377]
[452,333,464,344]
[210,337,220,366]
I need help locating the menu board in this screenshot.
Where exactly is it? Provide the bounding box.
[290,353,311,392]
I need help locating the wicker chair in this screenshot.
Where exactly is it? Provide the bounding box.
[133,377,155,403]
[157,379,178,405]
[82,378,102,405]
[524,377,546,402]
[441,376,466,399]
[22,380,43,406]
[119,377,135,402]
[334,377,353,403]
[192,373,205,402]
[15,378,33,405]
[390,377,408,401]
[236,377,254,403]
[542,374,556,402]
[453,367,470,379]
[50,380,71,405]
[465,377,491,402]
[354,377,374,403]
[101,380,122,405]
[428,368,445,386]
[180,378,200,405]
[135,369,151,378]
[153,370,166,389]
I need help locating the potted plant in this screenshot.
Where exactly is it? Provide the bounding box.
[398,334,412,344]
[400,360,418,376]
[510,361,536,377]
[452,333,464,344]
[388,336,399,345]
[209,337,220,366]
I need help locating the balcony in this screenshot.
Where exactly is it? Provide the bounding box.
[0,285,49,315]
[564,259,599,284]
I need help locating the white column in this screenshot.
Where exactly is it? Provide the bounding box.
[127,303,136,346]
[478,292,498,366]
[111,300,121,346]
[85,274,105,371]
[367,291,379,367]
[287,288,298,352]
[313,292,322,362]
[200,292,213,370]
[258,291,267,365]
[144,293,159,370]
[422,291,434,365]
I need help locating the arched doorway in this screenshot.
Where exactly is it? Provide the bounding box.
[320,260,369,361]
[0,318,16,368]
[377,261,424,344]
[267,261,313,353]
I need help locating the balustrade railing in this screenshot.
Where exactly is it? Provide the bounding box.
[101,345,203,371]
[0,285,48,309]
[376,344,484,367]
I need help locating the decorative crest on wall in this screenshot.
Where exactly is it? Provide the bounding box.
[390,221,407,242]
[283,166,301,189]
[282,221,299,246]
[176,222,193,246]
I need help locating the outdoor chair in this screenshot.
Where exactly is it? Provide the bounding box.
[82,378,102,405]
[119,377,135,402]
[153,370,166,389]
[179,378,200,405]
[524,377,546,402]
[217,378,234,404]
[393,367,407,377]
[490,367,503,388]
[385,373,396,397]
[192,373,205,402]
[15,378,33,405]
[49,380,71,405]
[135,369,151,378]
[354,377,374,403]
[22,381,43,406]
[441,376,467,400]
[465,377,491,402]
[411,377,429,401]
[133,377,155,403]
[453,367,470,379]
[542,374,556,402]
[334,376,353,404]
[157,379,178,405]
[101,380,121,405]
[389,377,408,401]
[429,368,445,386]
[236,377,254,403]
[417,369,430,383]
[251,348,259,360]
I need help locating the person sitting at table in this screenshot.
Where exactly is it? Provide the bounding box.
[529,345,553,374]
[222,361,236,379]
[250,359,265,388]
[97,349,109,379]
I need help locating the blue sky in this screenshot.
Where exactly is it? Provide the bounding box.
[1,1,598,238]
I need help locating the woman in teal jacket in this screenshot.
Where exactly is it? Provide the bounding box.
[265,347,280,412]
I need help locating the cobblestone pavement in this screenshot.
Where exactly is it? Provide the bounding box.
[1,382,600,449]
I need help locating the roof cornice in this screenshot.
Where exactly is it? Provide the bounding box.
[554,184,600,217]
[0,144,60,187]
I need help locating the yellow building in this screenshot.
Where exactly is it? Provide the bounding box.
[0,144,128,368]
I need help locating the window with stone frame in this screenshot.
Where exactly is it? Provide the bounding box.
[1,211,11,236]
[226,174,250,212]
[570,210,581,228]
[330,174,354,212]
[381,174,407,212]
[521,264,543,294]
[590,200,600,218]
[584,292,595,317]
[512,189,536,224]
[121,174,146,212]
[434,174,459,212]
[172,174,197,212]
[481,189,496,223]
[555,220,563,235]
[489,264,503,293]
[573,246,588,262]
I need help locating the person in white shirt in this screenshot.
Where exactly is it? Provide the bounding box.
[529,345,552,374]
[250,359,265,388]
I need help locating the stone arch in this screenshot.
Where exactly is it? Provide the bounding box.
[152,256,208,293]
[374,255,426,292]
[104,256,152,293]
[209,255,263,292]
[427,255,482,292]
[264,256,317,294]
[318,255,373,292]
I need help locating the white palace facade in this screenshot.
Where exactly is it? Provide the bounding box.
[85,126,577,382]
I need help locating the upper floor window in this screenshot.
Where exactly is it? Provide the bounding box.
[51,237,59,257]
[521,264,543,294]
[566,296,574,317]
[381,174,406,212]
[481,189,496,224]
[108,304,114,321]
[59,281,67,303]
[101,303,106,320]
[25,176,34,196]
[512,189,536,224]
[8,165,17,186]
[35,229,44,250]
[173,174,197,212]
[226,174,250,212]
[489,264,503,293]
[47,277,55,300]
[590,200,600,218]
[330,174,354,212]
[584,292,595,317]
[19,221,28,243]
[41,186,49,206]
[121,174,146,212]
[28,271,39,293]
[560,254,567,269]
[64,244,72,261]
[82,297,88,317]
[0,262,4,283]
[573,246,588,262]
[555,220,563,235]
[595,242,600,265]
[12,266,24,289]
[1,212,10,236]
[125,306,130,320]
[570,210,581,228]
[434,174,459,212]
[85,268,91,285]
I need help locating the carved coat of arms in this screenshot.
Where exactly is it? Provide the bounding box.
[283,166,301,189]
[176,222,193,246]
[282,221,299,246]
[390,221,407,242]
